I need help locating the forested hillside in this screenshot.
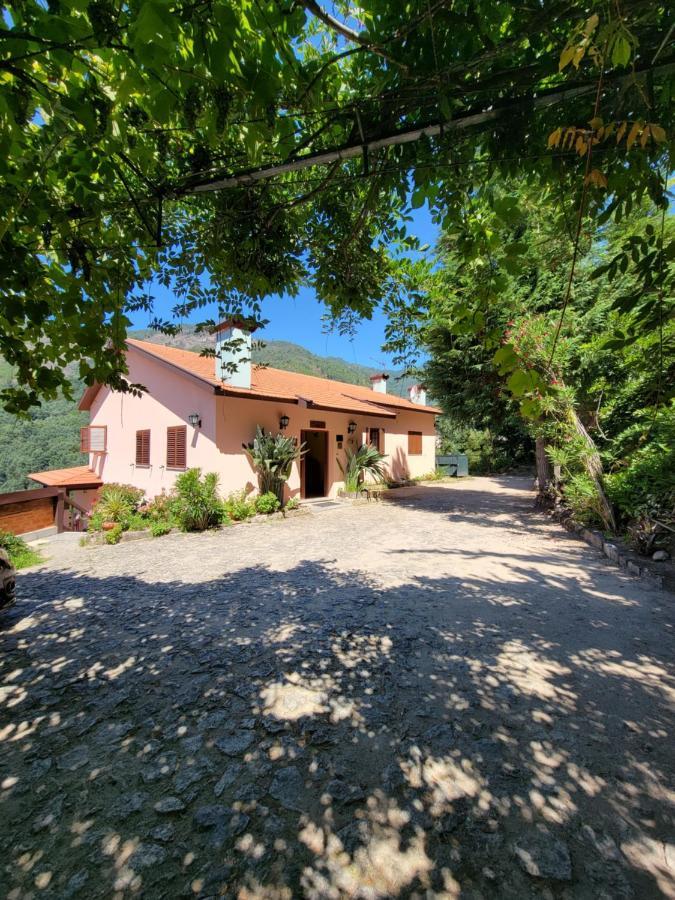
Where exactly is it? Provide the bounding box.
[0,336,411,492]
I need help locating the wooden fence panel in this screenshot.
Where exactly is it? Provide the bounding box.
[0,488,61,535]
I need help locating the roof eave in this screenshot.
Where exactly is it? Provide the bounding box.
[78,383,102,411]
[215,385,299,404]
[307,402,397,419]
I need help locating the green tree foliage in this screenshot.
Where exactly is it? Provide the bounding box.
[0,1,671,410]
[389,180,674,531]
[0,358,87,491]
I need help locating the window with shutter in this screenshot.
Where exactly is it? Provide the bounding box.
[368,427,381,452]
[166,425,187,469]
[135,429,150,466]
[80,425,107,453]
[408,431,423,455]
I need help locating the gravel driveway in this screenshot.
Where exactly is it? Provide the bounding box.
[1,476,673,899]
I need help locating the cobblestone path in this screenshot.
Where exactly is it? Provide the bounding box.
[1,477,673,898]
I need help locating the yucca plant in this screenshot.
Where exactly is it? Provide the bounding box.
[243,426,306,504]
[338,444,387,493]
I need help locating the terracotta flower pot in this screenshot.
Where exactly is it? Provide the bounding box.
[102,521,116,531]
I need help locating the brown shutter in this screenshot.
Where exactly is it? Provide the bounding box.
[368,428,381,452]
[166,425,187,469]
[80,426,107,452]
[408,431,422,455]
[135,429,150,466]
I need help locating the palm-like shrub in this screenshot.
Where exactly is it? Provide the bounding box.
[243,426,305,504]
[172,468,223,531]
[338,444,387,493]
[89,483,144,530]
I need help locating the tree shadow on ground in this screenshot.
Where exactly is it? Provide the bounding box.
[0,543,673,897]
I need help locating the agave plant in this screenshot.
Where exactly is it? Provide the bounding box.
[338,444,387,493]
[243,426,305,503]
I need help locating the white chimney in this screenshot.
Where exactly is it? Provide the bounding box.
[409,384,427,406]
[370,373,389,394]
[214,319,253,389]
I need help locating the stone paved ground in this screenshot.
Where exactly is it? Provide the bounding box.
[1,476,674,899]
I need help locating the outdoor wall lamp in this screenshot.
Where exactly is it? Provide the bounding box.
[279,414,290,430]
[347,421,357,434]
[188,413,202,428]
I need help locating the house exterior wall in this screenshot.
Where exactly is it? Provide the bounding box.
[88,349,437,500]
[88,350,221,497]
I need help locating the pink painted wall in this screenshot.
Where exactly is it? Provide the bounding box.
[88,348,437,500]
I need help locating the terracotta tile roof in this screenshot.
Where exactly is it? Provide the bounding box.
[28,466,103,489]
[125,339,441,417]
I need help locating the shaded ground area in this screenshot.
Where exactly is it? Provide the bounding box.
[1,476,673,898]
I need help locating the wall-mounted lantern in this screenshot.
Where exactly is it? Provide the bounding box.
[188,413,202,428]
[347,421,357,434]
[279,414,290,430]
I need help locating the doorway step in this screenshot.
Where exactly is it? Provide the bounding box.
[301,498,343,512]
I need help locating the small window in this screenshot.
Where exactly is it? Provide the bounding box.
[135,429,150,466]
[408,431,423,455]
[80,425,107,453]
[166,425,187,469]
[368,427,381,452]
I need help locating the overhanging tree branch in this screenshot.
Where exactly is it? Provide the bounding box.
[298,0,408,72]
[179,58,674,195]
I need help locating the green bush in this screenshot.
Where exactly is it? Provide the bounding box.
[284,496,300,511]
[255,492,281,515]
[143,491,175,522]
[172,468,223,531]
[563,473,607,527]
[0,530,42,568]
[606,442,675,523]
[223,490,256,522]
[89,483,145,531]
[104,524,123,545]
[150,520,173,537]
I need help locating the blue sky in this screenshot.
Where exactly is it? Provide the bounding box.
[129,208,439,368]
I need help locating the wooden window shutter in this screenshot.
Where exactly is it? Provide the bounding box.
[135,429,150,466]
[408,431,423,455]
[166,425,187,469]
[80,426,106,452]
[368,427,381,452]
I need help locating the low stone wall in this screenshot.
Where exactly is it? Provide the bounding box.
[547,505,673,592]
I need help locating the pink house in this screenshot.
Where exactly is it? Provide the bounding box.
[31,322,439,504]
